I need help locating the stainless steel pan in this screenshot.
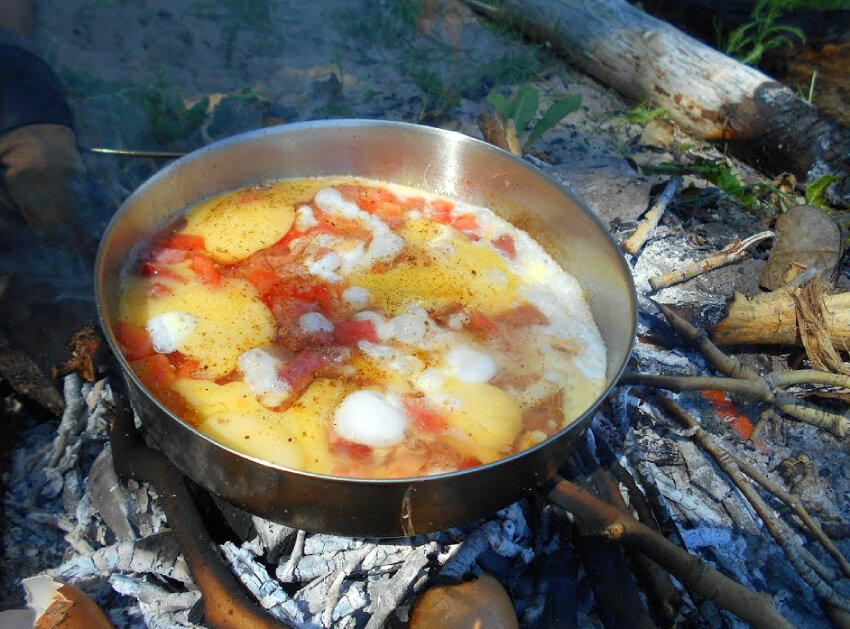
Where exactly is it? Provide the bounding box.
[95,120,636,537]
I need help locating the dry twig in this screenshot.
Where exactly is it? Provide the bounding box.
[621,176,682,255]
[477,112,521,156]
[648,231,774,292]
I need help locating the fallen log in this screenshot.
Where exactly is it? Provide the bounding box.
[711,289,850,347]
[466,0,850,206]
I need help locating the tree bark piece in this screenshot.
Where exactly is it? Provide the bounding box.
[711,290,850,348]
[466,0,850,205]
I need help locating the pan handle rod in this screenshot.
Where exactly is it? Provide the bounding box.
[107,374,292,629]
[85,147,187,158]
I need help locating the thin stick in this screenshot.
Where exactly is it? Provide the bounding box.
[771,369,850,390]
[648,231,774,292]
[86,147,186,158]
[749,407,776,445]
[547,476,796,629]
[655,395,850,612]
[620,372,771,398]
[773,393,850,440]
[624,370,850,439]
[654,302,760,380]
[622,176,683,255]
[731,453,850,580]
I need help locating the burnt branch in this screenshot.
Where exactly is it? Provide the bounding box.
[647,303,850,440]
[654,395,850,613]
[654,302,759,380]
[583,434,684,626]
[107,380,292,629]
[547,476,796,629]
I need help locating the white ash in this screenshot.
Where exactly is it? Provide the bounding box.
[4,362,849,628]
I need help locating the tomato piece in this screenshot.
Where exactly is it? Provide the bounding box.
[115,322,155,360]
[169,352,201,379]
[131,354,175,390]
[375,201,405,229]
[330,436,373,461]
[162,233,206,251]
[451,213,478,232]
[496,303,548,327]
[428,199,454,223]
[148,282,172,298]
[275,228,305,249]
[246,268,280,298]
[338,184,399,215]
[293,283,334,312]
[402,397,448,432]
[190,254,221,286]
[401,196,425,213]
[334,319,379,346]
[492,234,516,259]
[467,310,500,336]
[458,456,483,470]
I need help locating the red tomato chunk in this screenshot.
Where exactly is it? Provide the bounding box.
[115,322,155,360]
[333,320,379,346]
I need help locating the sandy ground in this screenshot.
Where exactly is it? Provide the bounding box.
[31,0,641,204]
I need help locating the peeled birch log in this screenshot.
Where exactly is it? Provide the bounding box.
[711,290,850,347]
[467,0,850,206]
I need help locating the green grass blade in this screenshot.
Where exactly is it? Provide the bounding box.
[523,93,582,150]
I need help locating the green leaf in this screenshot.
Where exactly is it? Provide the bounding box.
[511,84,539,133]
[523,93,582,150]
[805,174,839,207]
[486,91,512,120]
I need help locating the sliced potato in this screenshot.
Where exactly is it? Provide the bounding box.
[283,378,350,474]
[135,278,274,378]
[182,188,295,263]
[174,379,305,468]
[201,412,305,469]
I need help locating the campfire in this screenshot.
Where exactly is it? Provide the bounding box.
[5,187,850,627]
[3,0,850,627]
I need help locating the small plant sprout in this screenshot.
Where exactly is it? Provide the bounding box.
[624,101,668,125]
[718,0,805,66]
[486,84,582,152]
